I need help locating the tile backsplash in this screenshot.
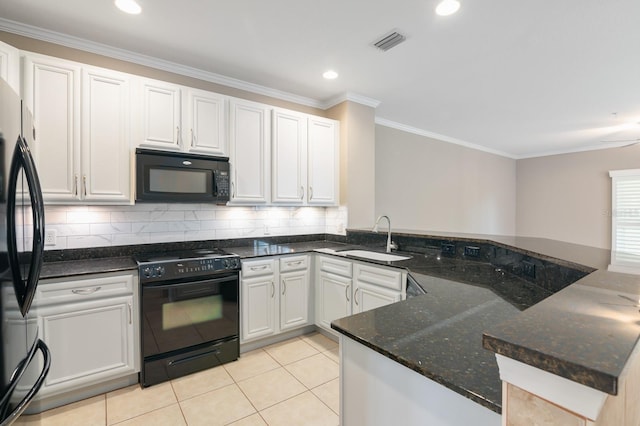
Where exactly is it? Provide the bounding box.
[38,204,348,250]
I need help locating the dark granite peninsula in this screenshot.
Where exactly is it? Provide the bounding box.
[332,229,640,425]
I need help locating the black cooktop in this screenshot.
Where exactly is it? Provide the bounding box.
[134,248,236,263]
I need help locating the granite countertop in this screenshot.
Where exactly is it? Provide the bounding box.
[38,232,640,415]
[331,256,551,413]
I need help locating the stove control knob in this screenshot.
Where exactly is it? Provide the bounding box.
[154,266,165,277]
[231,258,240,269]
[142,267,152,278]
[223,259,230,269]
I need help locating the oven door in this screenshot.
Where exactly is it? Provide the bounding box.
[141,273,239,358]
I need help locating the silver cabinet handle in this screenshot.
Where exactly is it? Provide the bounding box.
[231,181,235,198]
[73,174,78,197]
[176,126,180,144]
[128,302,132,325]
[250,265,268,271]
[286,260,303,266]
[270,281,275,298]
[345,284,350,302]
[71,286,101,295]
[354,288,360,306]
[191,128,195,146]
[309,186,313,200]
[282,279,286,295]
[82,175,87,197]
[300,186,304,200]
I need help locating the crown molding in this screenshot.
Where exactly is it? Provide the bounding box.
[375,117,517,159]
[0,18,325,109]
[323,92,381,109]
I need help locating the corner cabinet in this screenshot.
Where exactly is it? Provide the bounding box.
[228,98,271,204]
[272,108,339,206]
[32,272,139,401]
[135,78,227,156]
[23,52,132,203]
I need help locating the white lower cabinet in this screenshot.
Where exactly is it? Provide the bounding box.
[241,260,277,341]
[240,255,310,343]
[315,255,406,333]
[33,272,138,400]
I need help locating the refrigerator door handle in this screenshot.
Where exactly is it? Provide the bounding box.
[0,340,51,426]
[6,135,45,317]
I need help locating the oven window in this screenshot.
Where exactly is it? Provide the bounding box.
[162,294,222,330]
[149,168,208,193]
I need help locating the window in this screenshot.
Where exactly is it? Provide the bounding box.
[609,169,640,274]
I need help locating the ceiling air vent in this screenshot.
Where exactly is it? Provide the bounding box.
[373,31,406,52]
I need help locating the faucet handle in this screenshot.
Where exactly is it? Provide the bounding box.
[389,241,398,251]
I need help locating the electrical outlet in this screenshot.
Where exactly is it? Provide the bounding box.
[264,225,270,235]
[441,243,456,256]
[464,246,480,257]
[44,229,57,246]
[522,260,536,278]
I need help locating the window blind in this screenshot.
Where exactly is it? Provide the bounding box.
[610,169,640,272]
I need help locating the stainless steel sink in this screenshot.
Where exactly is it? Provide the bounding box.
[339,250,411,262]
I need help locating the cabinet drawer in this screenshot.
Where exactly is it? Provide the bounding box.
[354,263,403,291]
[280,255,308,272]
[318,256,352,278]
[242,258,276,278]
[37,273,134,306]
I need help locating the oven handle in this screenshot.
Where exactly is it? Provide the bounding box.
[168,348,221,367]
[142,274,238,289]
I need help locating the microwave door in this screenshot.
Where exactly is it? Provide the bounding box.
[6,136,45,317]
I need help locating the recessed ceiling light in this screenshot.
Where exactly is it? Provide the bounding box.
[323,70,338,80]
[115,0,142,15]
[435,0,460,16]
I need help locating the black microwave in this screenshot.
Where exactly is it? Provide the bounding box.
[135,148,230,204]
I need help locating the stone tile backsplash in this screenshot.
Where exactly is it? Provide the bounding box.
[36,204,348,250]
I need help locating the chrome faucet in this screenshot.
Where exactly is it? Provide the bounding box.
[373,215,397,252]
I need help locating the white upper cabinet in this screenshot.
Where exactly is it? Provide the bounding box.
[23,53,81,202]
[228,98,271,204]
[0,40,20,93]
[136,78,227,156]
[308,116,339,205]
[272,109,307,204]
[23,52,131,203]
[185,88,227,155]
[81,66,131,202]
[272,109,339,206]
[137,79,182,150]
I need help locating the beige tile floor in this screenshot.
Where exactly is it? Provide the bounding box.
[20,333,340,426]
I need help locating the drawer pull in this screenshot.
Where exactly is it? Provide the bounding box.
[286,260,303,266]
[250,265,268,271]
[71,286,101,295]
[345,284,350,302]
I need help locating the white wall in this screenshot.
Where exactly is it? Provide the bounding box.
[34,205,347,250]
[375,125,516,235]
[516,145,640,249]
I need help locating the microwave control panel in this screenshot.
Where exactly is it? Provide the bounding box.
[215,170,229,196]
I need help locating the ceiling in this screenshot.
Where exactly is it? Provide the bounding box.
[0,0,639,158]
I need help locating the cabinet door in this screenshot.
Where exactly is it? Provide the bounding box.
[353,282,401,314]
[280,269,310,331]
[0,40,19,93]
[23,54,81,201]
[308,117,339,205]
[317,271,352,330]
[137,79,181,150]
[82,67,131,203]
[186,88,227,155]
[272,109,307,204]
[241,274,277,341]
[37,296,135,396]
[229,98,271,204]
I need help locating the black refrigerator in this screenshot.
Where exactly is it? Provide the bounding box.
[0,78,50,425]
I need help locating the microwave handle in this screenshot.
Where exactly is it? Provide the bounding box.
[212,170,219,197]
